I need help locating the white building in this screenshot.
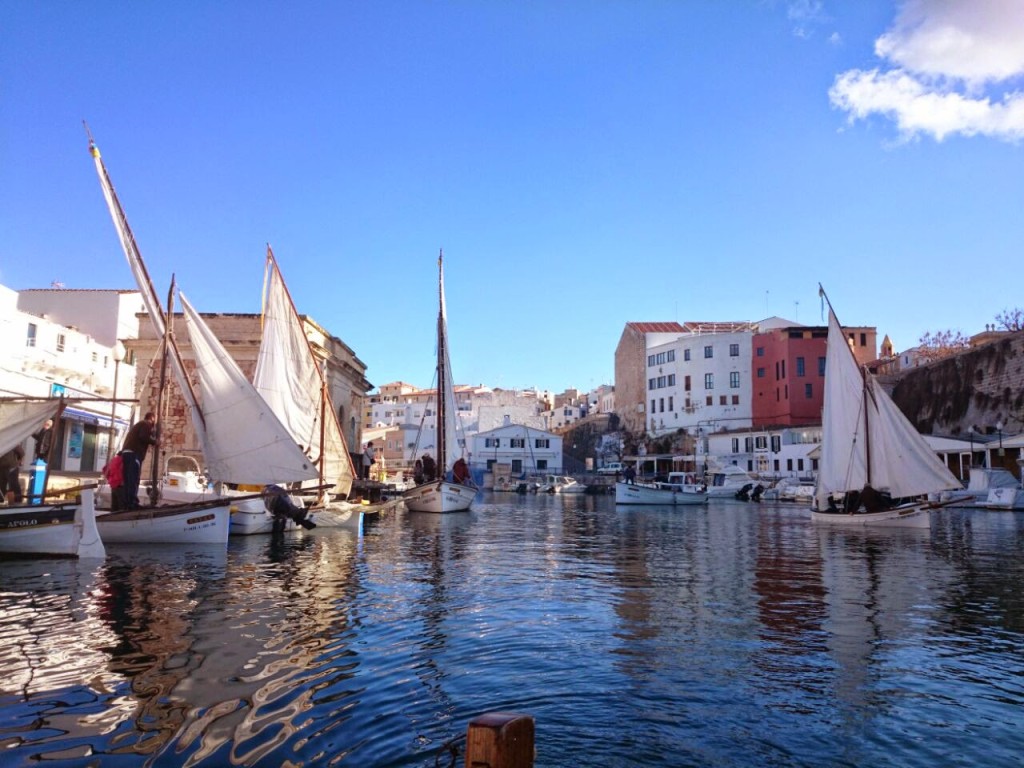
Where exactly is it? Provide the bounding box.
[646,323,760,438]
[704,425,822,480]
[469,421,563,477]
[0,285,143,472]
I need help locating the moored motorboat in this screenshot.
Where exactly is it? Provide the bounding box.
[615,473,708,506]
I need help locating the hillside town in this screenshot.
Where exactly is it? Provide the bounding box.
[3,281,1021,497]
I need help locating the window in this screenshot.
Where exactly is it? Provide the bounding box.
[744,437,753,452]
[805,383,813,398]
[732,395,739,405]
[511,459,523,473]
[651,399,656,414]
[860,333,867,346]
[26,323,37,347]
[668,396,673,411]
[657,375,666,388]
[755,436,768,449]
[706,395,713,406]
[648,354,656,366]
[704,345,713,358]
[798,459,805,471]
[684,375,691,391]
[684,349,691,361]
[729,372,740,388]
[667,374,675,386]
[771,436,781,452]
[485,438,500,448]
[787,459,793,471]
[704,373,714,389]
[729,343,739,357]
[659,398,664,413]
[818,357,826,376]
[796,357,805,376]
[731,438,739,452]
[756,347,764,357]
[719,395,727,405]
[667,350,675,362]
[648,378,656,390]
[511,438,525,448]
[537,459,548,470]
[91,351,98,363]
[56,333,66,353]
[757,367,765,378]
[535,438,549,449]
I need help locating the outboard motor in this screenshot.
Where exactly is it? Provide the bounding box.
[735,483,753,501]
[751,483,764,503]
[263,485,316,532]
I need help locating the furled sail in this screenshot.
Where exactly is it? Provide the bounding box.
[253,248,356,497]
[179,290,318,485]
[0,401,64,456]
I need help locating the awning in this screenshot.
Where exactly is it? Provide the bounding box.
[62,407,129,430]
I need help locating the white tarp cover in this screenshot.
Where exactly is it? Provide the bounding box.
[815,305,961,510]
[179,290,318,485]
[0,401,62,457]
[253,254,355,497]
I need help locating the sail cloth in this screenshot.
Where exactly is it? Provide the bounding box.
[437,258,464,475]
[253,252,355,497]
[0,401,64,457]
[815,307,961,510]
[179,290,318,485]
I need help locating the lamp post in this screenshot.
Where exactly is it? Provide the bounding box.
[967,426,974,466]
[109,340,126,462]
[997,419,1005,458]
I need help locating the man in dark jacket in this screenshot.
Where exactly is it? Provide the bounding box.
[32,419,54,463]
[121,412,159,509]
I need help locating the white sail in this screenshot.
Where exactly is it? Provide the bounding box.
[814,305,961,510]
[437,260,463,475]
[179,290,318,485]
[253,250,355,497]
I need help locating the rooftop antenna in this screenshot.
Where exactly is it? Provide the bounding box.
[794,300,799,322]
[765,290,769,317]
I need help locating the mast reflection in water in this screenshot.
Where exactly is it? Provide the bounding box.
[0,497,1022,767]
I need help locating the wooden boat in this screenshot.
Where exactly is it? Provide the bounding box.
[811,287,962,528]
[96,496,230,544]
[89,136,319,539]
[403,252,476,514]
[0,400,105,559]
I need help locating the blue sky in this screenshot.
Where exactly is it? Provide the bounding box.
[3,1,1023,394]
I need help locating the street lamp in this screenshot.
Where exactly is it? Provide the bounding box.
[997,419,1005,458]
[109,340,126,462]
[967,426,974,466]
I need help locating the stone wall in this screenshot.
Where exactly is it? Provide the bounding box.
[891,331,1024,436]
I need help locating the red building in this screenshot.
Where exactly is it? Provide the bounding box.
[751,323,876,428]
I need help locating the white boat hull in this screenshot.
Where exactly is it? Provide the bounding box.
[403,481,475,513]
[0,489,104,558]
[976,487,1024,510]
[615,482,709,506]
[810,502,932,528]
[98,499,230,544]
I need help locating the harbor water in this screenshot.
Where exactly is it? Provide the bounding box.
[1,494,1022,767]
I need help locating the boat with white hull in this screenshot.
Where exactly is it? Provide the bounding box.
[811,287,962,528]
[705,464,760,498]
[615,480,708,506]
[403,252,476,514]
[97,497,230,544]
[1,489,105,559]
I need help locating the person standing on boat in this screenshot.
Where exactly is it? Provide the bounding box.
[0,444,25,504]
[452,457,470,485]
[362,441,376,481]
[624,464,636,485]
[421,453,436,482]
[121,412,159,509]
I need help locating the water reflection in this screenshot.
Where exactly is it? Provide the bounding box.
[0,500,1022,767]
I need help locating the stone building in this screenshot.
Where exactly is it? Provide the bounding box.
[126,310,371,477]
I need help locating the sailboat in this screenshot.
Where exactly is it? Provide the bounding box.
[252,247,397,528]
[403,252,476,514]
[812,287,962,527]
[88,135,319,540]
[0,399,105,558]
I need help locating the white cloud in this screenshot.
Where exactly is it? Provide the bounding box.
[830,0,1024,141]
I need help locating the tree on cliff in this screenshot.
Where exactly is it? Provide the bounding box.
[995,308,1024,331]
[916,329,971,363]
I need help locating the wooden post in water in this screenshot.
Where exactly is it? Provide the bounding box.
[464,712,535,768]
